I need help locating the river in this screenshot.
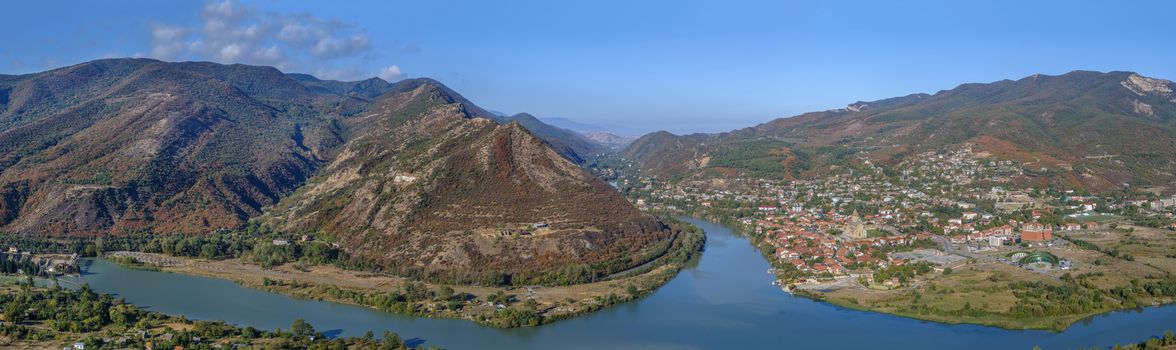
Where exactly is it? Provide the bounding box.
[63,218,1176,349]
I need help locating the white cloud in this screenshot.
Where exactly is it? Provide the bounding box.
[313,66,366,81]
[148,0,397,81]
[149,23,190,60]
[311,34,369,59]
[377,65,404,82]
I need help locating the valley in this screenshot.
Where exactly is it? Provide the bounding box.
[3,62,1176,349]
[612,77,1176,331]
[6,2,1176,348]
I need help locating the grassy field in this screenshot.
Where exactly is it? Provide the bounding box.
[0,275,25,285]
[813,226,1176,331]
[821,262,1081,330]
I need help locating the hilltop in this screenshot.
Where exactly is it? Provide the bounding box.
[262,82,670,283]
[623,71,1176,190]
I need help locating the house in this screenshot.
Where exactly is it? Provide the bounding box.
[272,239,290,246]
[73,342,85,350]
[1022,222,1046,232]
[983,225,1013,236]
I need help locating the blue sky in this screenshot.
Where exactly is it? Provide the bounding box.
[1,0,1174,135]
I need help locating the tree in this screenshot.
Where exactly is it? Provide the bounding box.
[199,243,217,259]
[487,291,510,305]
[436,286,455,301]
[3,301,25,324]
[381,330,403,350]
[291,318,315,338]
[108,304,136,326]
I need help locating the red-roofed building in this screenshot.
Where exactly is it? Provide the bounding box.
[1021,230,1052,241]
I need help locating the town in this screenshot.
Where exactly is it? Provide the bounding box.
[616,144,1176,298]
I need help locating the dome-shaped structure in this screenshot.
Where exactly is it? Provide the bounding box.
[1018,251,1059,265]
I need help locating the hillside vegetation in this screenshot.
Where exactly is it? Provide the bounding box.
[623,71,1176,190]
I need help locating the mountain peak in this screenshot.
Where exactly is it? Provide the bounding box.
[509,112,539,121]
[501,113,604,164]
[263,87,665,283]
[380,78,496,120]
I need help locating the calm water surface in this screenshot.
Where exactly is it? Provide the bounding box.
[65,218,1176,349]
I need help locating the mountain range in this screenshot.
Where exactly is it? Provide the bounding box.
[501,113,605,163]
[540,117,638,150]
[0,58,673,282]
[623,71,1176,191]
[6,60,1173,281]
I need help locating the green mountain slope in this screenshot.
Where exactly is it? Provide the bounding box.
[623,71,1176,190]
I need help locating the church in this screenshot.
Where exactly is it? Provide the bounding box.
[843,211,868,240]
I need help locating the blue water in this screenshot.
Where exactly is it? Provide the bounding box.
[66,218,1176,349]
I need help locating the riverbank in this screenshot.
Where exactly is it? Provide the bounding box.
[0,281,411,349]
[801,262,1171,331]
[736,217,1176,332]
[97,226,705,329]
[668,207,1176,332]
